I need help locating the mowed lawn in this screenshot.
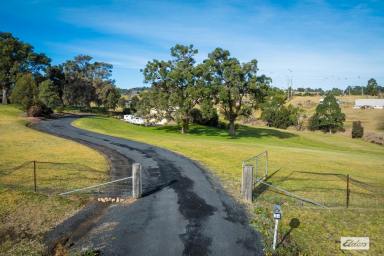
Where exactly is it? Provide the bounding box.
[0,105,108,255]
[75,116,384,255]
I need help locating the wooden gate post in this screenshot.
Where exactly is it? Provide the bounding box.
[132,163,142,199]
[241,165,253,202]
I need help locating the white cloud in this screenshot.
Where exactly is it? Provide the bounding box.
[55,1,384,88]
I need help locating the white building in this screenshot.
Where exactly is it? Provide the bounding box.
[123,114,167,126]
[354,99,384,109]
[123,115,145,125]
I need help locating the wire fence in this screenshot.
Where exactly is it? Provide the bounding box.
[242,150,268,182]
[242,152,384,209]
[253,169,384,209]
[0,161,132,197]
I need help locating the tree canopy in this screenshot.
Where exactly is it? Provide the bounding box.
[38,79,62,109]
[10,73,38,109]
[0,32,50,104]
[61,55,118,108]
[366,78,378,96]
[142,44,208,133]
[205,48,270,136]
[261,91,301,129]
[141,45,271,135]
[309,94,345,133]
[0,32,124,112]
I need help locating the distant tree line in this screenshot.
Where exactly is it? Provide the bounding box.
[0,32,121,115]
[293,78,382,97]
[1,32,348,136]
[344,79,383,96]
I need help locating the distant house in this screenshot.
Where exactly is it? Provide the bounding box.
[354,99,384,109]
[123,115,145,125]
[123,114,167,126]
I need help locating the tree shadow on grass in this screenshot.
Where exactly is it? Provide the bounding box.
[155,124,297,140]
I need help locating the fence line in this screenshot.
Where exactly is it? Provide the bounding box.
[238,153,382,208]
[255,178,328,208]
[242,150,269,181]
[0,161,145,198]
[59,176,133,195]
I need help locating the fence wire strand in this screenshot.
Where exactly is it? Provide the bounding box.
[0,161,132,197]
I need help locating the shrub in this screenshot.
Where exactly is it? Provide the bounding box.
[308,94,345,133]
[261,103,300,129]
[352,121,364,138]
[38,79,62,109]
[27,102,53,117]
[190,108,219,127]
[10,73,38,110]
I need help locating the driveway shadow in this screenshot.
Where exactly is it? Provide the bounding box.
[155,124,297,140]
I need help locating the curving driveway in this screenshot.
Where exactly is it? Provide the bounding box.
[35,116,263,256]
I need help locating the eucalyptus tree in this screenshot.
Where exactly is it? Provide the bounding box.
[142,44,206,133]
[204,48,269,136]
[99,84,121,109]
[0,32,50,104]
[366,78,378,96]
[62,55,114,107]
[10,73,38,109]
[46,65,65,104]
[38,79,62,109]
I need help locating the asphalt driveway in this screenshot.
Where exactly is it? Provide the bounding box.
[35,116,263,256]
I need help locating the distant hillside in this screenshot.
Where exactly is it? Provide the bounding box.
[289,95,384,135]
[118,87,148,96]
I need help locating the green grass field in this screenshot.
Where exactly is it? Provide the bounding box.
[0,105,108,255]
[75,116,384,255]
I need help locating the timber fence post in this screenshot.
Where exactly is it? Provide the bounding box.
[132,163,142,199]
[241,165,253,202]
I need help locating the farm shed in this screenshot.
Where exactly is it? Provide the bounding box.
[354,99,384,109]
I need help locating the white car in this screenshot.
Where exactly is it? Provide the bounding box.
[123,115,145,125]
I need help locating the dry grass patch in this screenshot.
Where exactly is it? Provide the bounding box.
[0,105,108,255]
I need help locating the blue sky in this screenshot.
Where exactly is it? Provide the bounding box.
[1,0,383,89]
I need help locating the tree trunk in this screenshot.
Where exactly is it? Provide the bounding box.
[329,127,332,134]
[229,120,236,137]
[180,118,189,134]
[2,88,8,104]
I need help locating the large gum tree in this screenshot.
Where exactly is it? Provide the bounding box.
[205,48,269,136]
[142,44,206,133]
[0,32,50,104]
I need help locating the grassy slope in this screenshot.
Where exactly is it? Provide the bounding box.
[0,105,108,255]
[75,116,384,255]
